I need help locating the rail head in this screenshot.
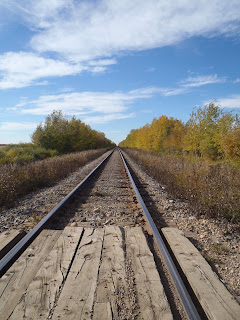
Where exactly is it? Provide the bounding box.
[118,148,201,320]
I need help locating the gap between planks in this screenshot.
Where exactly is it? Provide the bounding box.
[162,227,240,320]
[0,226,173,320]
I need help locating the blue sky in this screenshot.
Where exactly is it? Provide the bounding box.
[0,1,240,145]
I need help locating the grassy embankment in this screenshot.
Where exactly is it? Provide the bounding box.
[124,148,240,223]
[0,143,58,165]
[0,148,108,208]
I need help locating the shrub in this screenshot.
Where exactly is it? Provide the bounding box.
[124,148,240,222]
[0,143,58,165]
[0,148,108,208]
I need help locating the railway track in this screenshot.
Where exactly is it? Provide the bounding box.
[0,148,239,320]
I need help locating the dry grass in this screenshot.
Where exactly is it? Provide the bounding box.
[0,149,108,208]
[124,148,240,222]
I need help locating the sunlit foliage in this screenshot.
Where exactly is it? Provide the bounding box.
[32,110,115,153]
[119,103,240,162]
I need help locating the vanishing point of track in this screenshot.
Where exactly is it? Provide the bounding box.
[0,148,201,319]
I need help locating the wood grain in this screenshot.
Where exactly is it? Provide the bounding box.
[52,228,104,320]
[125,227,173,320]
[93,225,133,320]
[162,227,240,320]
[0,229,62,320]
[9,227,83,320]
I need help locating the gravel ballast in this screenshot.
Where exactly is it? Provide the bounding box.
[1,149,239,306]
[123,150,240,305]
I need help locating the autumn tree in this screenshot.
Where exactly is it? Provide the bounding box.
[184,103,239,160]
[164,120,186,154]
[119,102,240,162]
[223,127,240,160]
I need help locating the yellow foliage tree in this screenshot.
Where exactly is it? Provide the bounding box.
[119,103,240,162]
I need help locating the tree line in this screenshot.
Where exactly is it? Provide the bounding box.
[32,110,115,154]
[119,103,240,161]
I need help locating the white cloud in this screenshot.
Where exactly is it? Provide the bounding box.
[0,122,38,131]
[234,78,240,83]
[0,0,70,28]
[19,91,136,115]
[2,1,240,64]
[0,2,239,88]
[160,88,187,96]
[29,1,240,62]
[217,95,240,108]
[0,52,116,89]
[129,87,164,97]
[17,77,227,117]
[0,52,83,89]
[18,85,190,117]
[88,59,117,66]
[181,74,225,88]
[83,113,136,124]
[130,86,187,97]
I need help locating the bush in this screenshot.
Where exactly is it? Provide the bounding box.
[0,143,58,165]
[124,148,240,223]
[0,148,108,208]
[32,110,115,153]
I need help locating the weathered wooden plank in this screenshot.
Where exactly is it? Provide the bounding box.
[125,227,173,320]
[52,228,104,320]
[162,227,240,320]
[93,302,112,320]
[93,226,133,320]
[9,226,83,320]
[0,230,26,260]
[0,229,62,320]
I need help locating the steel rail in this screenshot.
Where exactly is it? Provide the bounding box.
[119,148,201,320]
[0,149,114,277]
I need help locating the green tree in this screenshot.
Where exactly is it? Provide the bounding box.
[32,110,115,153]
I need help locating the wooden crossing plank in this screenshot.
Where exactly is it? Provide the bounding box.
[9,226,83,320]
[93,226,132,320]
[125,227,173,320]
[0,230,26,260]
[52,228,104,320]
[162,227,240,320]
[0,229,62,320]
[93,302,112,320]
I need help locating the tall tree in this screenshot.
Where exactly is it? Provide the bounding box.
[32,110,115,153]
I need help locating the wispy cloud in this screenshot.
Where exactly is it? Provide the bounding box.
[181,74,225,88]
[129,75,223,99]
[129,86,186,97]
[19,91,135,115]
[84,113,136,124]
[0,122,38,131]
[17,89,157,119]
[234,78,240,83]
[15,90,137,124]
[0,52,117,89]
[0,52,83,89]
[2,1,240,63]
[160,88,187,96]
[216,95,240,109]
[0,2,239,88]
[16,76,227,118]
[31,1,240,62]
